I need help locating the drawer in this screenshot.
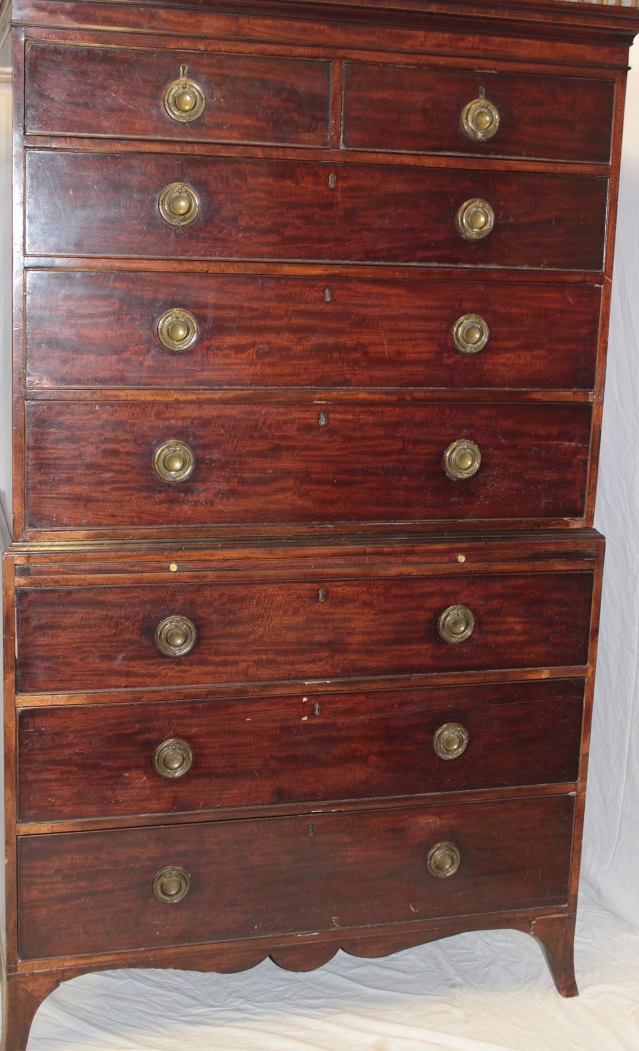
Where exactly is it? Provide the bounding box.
[25,151,608,271]
[343,63,615,163]
[25,43,331,147]
[17,795,575,959]
[25,271,601,392]
[24,401,592,531]
[17,681,585,823]
[15,571,594,694]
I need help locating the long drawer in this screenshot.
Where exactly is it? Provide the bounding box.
[24,400,591,530]
[25,151,608,270]
[17,681,585,822]
[24,271,602,391]
[15,570,594,694]
[17,795,575,960]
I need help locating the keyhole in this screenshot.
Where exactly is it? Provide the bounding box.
[318,412,328,427]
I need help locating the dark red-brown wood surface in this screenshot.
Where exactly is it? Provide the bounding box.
[24,401,592,529]
[25,42,332,146]
[24,271,602,391]
[15,571,594,694]
[342,63,615,163]
[24,151,608,270]
[17,680,584,822]
[17,794,575,960]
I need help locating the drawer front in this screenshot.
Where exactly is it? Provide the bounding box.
[18,795,575,959]
[25,43,331,147]
[25,151,607,271]
[343,63,615,163]
[24,401,591,530]
[16,571,594,694]
[17,681,585,822]
[25,271,601,392]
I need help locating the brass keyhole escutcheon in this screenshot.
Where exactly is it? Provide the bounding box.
[461,97,500,143]
[154,738,193,779]
[158,182,200,227]
[452,313,490,355]
[153,866,190,904]
[155,615,197,657]
[426,842,461,879]
[153,439,195,483]
[433,722,469,760]
[157,308,199,353]
[444,439,481,481]
[438,604,475,645]
[456,198,495,242]
[164,72,206,124]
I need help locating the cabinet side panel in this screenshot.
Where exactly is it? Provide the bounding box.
[0,31,12,531]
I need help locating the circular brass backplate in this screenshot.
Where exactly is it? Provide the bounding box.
[438,604,476,645]
[456,198,495,242]
[461,97,500,143]
[154,738,194,778]
[153,866,190,904]
[164,76,206,124]
[452,313,490,355]
[158,182,200,227]
[155,615,197,657]
[426,842,461,879]
[433,722,470,760]
[157,308,199,353]
[443,439,481,481]
[153,439,195,483]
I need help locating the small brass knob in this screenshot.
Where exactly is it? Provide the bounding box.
[158,182,200,227]
[433,722,469,760]
[153,866,190,904]
[164,76,206,123]
[154,738,193,778]
[153,439,195,483]
[426,842,461,879]
[452,313,490,355]
[157,308,199,353]
[155,615,197,657]
[443,439,481,481]
[456,198,495,242]
[461,97,500,143]
[438,604,475,645]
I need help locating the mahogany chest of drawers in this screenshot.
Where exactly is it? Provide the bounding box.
[1,0,638,1046]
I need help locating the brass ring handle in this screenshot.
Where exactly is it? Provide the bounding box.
[158,182,200,227]
[157,308,199,353]
[433,722,469,760]
[452,314,490,355]
[461,97,500,143]
[153,866,190,904]
[426,842,461,879]
[155,615,197,657]
[154,738,193,779]
[456,198,495,241]
[164,76,206,124]
[153,439,195,483]
[438,604,475,645]
[444,439,481,481]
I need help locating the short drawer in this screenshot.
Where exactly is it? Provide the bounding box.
[24,401,592,531]
[17,795,575,960]
[25,271,601,392]
[343,62,615,163]
[17,680,585,823]
[25,43,331,147]
[15,570,593,694]
[25,151,607,271]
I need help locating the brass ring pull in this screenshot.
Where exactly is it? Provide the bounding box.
[452,314,489,355]
[456,198,495,241]
[444,439,481,481]
[426,842,461,879]
[158,182,200,227]
[155,615,197,657]
[438,604,475,645]
[433,722,469,760]
[157,308,199,353]
[154,738,193,778]
[164,75,206,124]
[153,866,190,904]
[462,97,500,143]
[153,439,195,483]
